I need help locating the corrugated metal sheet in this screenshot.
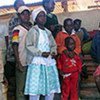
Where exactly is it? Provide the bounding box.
[0,1,100,16]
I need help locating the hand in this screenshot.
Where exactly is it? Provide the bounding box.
[42,52,50,58]
[68,51,75,58]
[16,61,24,72]
[51,52,56,58]
[63,49,68,54]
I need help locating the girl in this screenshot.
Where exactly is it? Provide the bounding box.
[57,37,82,100]
[24,7,60,100]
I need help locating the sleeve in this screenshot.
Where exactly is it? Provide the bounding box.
[25,28,42,56]
[91,34,97,60]
[55,32,67,54]
[76,56,82,72]
[57,55,63,70]
[48,30,57,55]
[12,30,19,43]
[72,35,81,55]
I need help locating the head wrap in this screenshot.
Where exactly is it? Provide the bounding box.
[32,7,46,22]
[18,6,30,14]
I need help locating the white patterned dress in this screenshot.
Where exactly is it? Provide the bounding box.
[24,28,60,95]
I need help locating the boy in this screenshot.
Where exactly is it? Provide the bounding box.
[57,37,82,100]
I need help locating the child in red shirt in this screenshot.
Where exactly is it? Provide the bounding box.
[57,37,82,100]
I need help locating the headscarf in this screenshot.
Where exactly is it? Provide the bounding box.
[32,7,46,22]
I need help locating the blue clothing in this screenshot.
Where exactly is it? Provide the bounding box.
[24,27,60,95]
[81,27,89,41]
[91,30,100,63]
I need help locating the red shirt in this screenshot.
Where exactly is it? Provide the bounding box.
[57,53,82,74]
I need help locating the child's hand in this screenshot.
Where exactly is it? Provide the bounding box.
[51,52,56,58]
[68,51,75,58]
[42,52,50,58]
[63,49,68,54]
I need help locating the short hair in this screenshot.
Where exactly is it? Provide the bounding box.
[14,0,24,8]
[42,0,54,7]
[63,18,73,26]
[74,19,81,24]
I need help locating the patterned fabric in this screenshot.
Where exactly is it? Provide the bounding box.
[25,25,57,65]
[7,14,20,61]
[12,30,19,43]
[57,53,82,74]
[25,28,60,95]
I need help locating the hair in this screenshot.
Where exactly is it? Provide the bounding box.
[63,18,73,27]
[73,19,81,25]
[14,0,24,8]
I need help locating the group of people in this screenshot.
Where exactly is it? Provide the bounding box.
[0,0,100,100]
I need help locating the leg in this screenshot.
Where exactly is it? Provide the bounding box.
[61,77,70,100]
[70,72,79,100]
[29,95,40,100]
[16,67,27,100]
[45,94,54,100]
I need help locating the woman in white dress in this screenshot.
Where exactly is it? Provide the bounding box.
[24,7,60,100]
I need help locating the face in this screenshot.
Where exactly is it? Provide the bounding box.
[66,38,75,51]
[20,10,30,23]
[64,20,73,34]
[44,0,55,13]
[15,1,25,11]
[74,21,81,31]
[36,11,46,26]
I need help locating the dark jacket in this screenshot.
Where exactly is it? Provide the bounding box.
[91,30,100,63]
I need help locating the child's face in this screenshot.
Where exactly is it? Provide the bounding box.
[66,38,75,51]
[20,10,30,23]
[36,11,46,25]
[64,20,73,34]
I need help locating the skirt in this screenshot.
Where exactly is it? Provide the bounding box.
[24,64,60,95]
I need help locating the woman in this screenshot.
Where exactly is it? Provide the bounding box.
[24,7,60,100]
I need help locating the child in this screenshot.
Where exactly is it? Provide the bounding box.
[24,7,60,100]
[57,37,82,100]
[55,18,81,55]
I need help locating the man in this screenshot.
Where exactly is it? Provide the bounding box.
[74,19,89,42]
[7,0,25,61]
[6,0,25,97]
[12,6,32,100]
[43,0,59,38]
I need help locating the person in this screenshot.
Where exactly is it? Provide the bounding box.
[24,7,60,100]
[55,18,81,55]
[7,0,25,62]
[93,65,100,93]
[0,24,8,65]
[91,30,100,64]
[0,24,8,100]
[12,6,32,100]
[5,0,25,97]
[42,0,59,38]
[73,19,89,42]
[57,37,82,100]
[6,0,25,77]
